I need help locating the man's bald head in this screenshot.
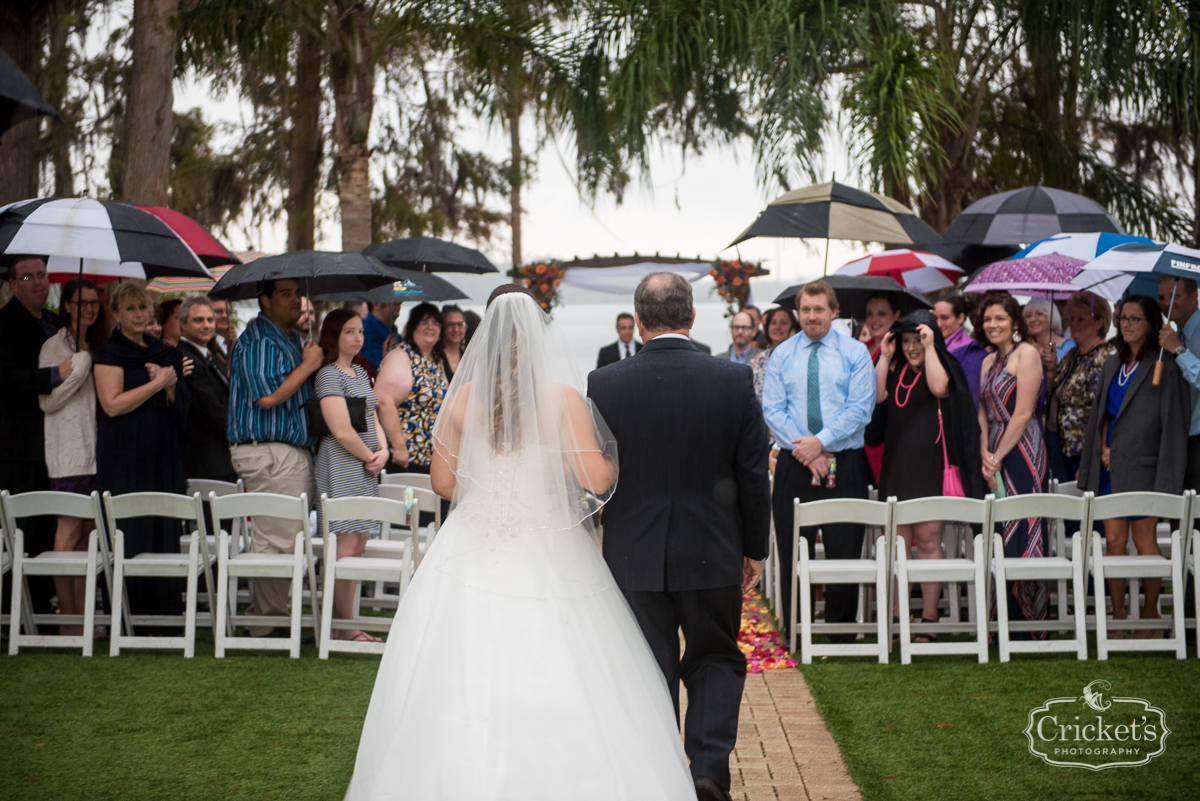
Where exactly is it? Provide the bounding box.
[634,272,693,333]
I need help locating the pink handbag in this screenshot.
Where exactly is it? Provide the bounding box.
[937,399,965,497]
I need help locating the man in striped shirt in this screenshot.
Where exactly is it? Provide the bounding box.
[227,278,323,636]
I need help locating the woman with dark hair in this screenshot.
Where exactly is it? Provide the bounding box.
[93,281,190,629]
[976,292,1049,634]
[376,302,448,473]
[867,310,984,635]
[751,307,799,469]
[439,304,467,381]
[462,309,482,347]
[313,308,388,643]
[156,298,182,346]
[1078,295,1189,638]
[38,277,108,635]
[859,292,902,482]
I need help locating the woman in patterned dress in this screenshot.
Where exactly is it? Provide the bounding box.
[1046,292,1113,483]
[976,294,1049,636]
[376,302,449,474]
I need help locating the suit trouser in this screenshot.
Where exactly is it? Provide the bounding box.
[229,442,314,636]
[0,460,55,616]
[1184,436,1200,637]
[772,448,869,636]
[623,584,745,792]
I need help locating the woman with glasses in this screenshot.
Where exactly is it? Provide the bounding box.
[1045,292,1113,483]
[439,304,467,382]
[38,277,109,635]
[1078,295,1189,638]
[376,302,448,475]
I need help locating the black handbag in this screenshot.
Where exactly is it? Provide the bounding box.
[306,369,369,438]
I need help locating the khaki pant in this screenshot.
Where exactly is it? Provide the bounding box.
[229,442,314,635]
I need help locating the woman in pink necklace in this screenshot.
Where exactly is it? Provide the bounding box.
[867,310,984,640]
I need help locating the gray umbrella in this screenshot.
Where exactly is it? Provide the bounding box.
[773,275,932,318]
[208,251,396,300]
[314,267,469,304]
[941,185,1124,246]
[0,46,59,135]
[364,236,498,273]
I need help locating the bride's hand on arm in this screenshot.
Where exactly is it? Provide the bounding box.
[430,387,470,500]
[562,387,615,494]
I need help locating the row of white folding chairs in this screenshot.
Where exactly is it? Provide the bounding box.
[1,484,437,659]
[790,490,1197,665]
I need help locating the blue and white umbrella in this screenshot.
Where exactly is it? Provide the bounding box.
[1071,242,1200,302]
[1012,232,1157,262]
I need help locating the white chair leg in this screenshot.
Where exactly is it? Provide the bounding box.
[993,537,1011,663]
[183,534,199,659]
[1171,532,1186,660]
[110,531,126,658]
[9,530,24,655]
[215,531,229,659]
[289,533,303,659]
[320,532,337,660]
[875,536,888,664]
[1070,533,1088,660]
[797,547,810,663]
[82,531,99,657]
[897,547,912,665]
[973,534,988,663]
[1093,536,1109,661]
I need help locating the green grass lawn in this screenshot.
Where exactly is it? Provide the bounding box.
[3,633,1198,801]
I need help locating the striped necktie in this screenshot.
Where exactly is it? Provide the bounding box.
[807,341,823,434]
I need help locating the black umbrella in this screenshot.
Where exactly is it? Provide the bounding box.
[0,46,59,135]
[314,266,469,304]
[941,185,1123,246]
[364,236,498,273]
[208,251,397,300]
[773,275,932,318]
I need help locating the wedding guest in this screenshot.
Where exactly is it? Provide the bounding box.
[376,303,447,474]
[293,296,314,343]
[717,311,762,364]
[1024,298,1070,382]
[868,311,983,638]
[314,309,388,643]
[763,280,875,637]
[156,298,182,346]
[94,282,190,629]
[362,301,402,368]
[462,309,481,347]
[38,277,107,635]
[751,307,798,471]
[0,255,65,615]
[176,295,236,482]
[859,293,901,482]
[144,312,163,339]
[439,304,467,382]
[596,312,641,368]
[227,278,323,637]
[1078,295,1189,638]
[953,294,993,412]
[1046,292,1113,483]
[343,301,368,319]
[209,297,235,375]
[934,295,971,350]
[977,293,1049,635]
[743,303,767,349]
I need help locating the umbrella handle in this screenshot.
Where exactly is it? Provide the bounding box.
[1153,359,1164,386]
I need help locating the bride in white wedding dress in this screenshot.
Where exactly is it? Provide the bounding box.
[344,288,696,801]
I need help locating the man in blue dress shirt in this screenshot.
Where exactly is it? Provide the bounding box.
[762,279,876,636]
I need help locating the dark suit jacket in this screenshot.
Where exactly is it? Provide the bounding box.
[0,300,55,465]
[596,339,642,369]
[1078,352,1190,495]
[177,338,237,481]
[691,339,712,354]
[587,337,771,592]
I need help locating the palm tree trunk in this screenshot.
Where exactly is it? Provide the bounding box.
[287,29,323,251]
[122,0,176,205]
[508,66,523,281]
[0,1,46,205]
[329,1,375,252]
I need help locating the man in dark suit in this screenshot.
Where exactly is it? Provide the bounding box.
[588,272,770,801]
[0,255,66,615]
[595,311,641,368]
[176,295,237,482]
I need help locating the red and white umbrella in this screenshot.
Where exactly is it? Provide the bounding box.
[835,249,963,293]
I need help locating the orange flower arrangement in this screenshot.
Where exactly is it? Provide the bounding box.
[710,259,759,315]
[512,260,566,316]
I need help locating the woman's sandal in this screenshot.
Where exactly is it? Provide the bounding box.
[349,630,383,643]
[913,617,938,644]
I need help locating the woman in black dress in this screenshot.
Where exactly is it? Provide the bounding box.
[93,282,190,630]
[867,310,983,634]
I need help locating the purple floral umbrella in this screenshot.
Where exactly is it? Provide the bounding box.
[963,253,1087,299]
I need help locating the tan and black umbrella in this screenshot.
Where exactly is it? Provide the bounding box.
[729,180,942,273]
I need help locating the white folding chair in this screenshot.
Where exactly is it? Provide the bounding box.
[208,492,319,658]
[185,478,247,633]
[380,472,440,527]
[792,496,893,664]
[318,494,419,658]
[1089,491,1190,659]
[377,484,440,569]
[2,490,115,656]
[991,493,1091,661]
[891,496,991,664]
[102,491,217,658]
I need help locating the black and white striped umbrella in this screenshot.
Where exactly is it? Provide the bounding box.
[0,197,212,280]
[941,185,1124,246]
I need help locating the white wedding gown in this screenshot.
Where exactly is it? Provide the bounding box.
[344,452,696,800]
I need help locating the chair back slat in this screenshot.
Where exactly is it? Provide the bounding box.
[993,493,1088,523]
[893,496,988,526]
[322,495,414,529]
[795,497,890,528]
[104,491,204,522]
[1089,491,1188,526]
[2,490,102,523]
[380,472,433,491]
[187,478,243,498]
[209,492,309,528]
[1054,480,1084,497]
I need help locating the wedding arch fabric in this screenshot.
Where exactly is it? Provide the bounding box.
[345,293,695,801]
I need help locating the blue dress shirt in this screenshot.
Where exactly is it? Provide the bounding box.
[762,327,876,452]
[1176,309,1200,436]
[227,313,313,448]
[362,313,398,369]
